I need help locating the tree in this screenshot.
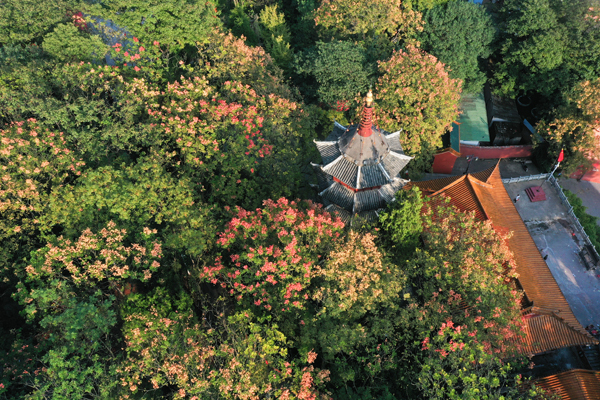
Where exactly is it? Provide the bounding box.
[42,23,108,63]
[404,0,452,12]
[378,186,425,258]
[9,222,162,398]
[200,198,345,316]
[533,78,600,174]
[420,1,494,93]
[0,0,81,45]
[45,156,215,256]
[314,0,423,43]
[119,288,332,399]
[0,119,85,279]
[294,40,374,106]
[259,4,293,72]
[492,0,600,100]
[375,45,461,163]
[85,0,220,52]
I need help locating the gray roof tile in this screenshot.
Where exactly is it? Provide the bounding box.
[314,140,342,165]
[385,131,404,153]
[354,189,385,213]
[325,121,347,142]
[320,181,355,211]
[323,155,359,188]
[311,163,333,192]
[359,164,389,188]
[381,151,412,178]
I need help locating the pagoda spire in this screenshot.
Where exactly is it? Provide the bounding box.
[357,89,374,138]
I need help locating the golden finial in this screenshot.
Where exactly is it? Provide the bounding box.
[366,88,373,107]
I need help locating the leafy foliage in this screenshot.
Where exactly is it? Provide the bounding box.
[314,0,423,42]
[492,0,600,99]
[420,1,494,94]
[259,5,293,71]
[85,0,220,52]
[42,23,108,63]
[294,40,373,106]
[375,45,461,161]
[564,189,600,250]
[0,0,81,45]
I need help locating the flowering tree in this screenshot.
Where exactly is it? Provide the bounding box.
[118,288,331,399]
[9,222,162,399]
[0,119,85,279]
[534,77,600,173]
[375,45,461,164]
[202,198,345,315]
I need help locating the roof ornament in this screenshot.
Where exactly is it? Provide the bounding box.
[357,88,374,138]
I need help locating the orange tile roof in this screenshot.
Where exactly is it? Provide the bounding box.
[409,163,598,354]
[518,308,597,356]
[535,369,600,400]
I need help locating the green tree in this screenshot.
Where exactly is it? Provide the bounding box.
[378,186,425,259]
[420,1,494,93]
[85,0,220,52]
[42,23,108,63]
[404,0,451,12]
[491,0,600,99]
[259,4,293,71]
[294,40,374,106]
[45,156,215,256]
[0,0,81,45]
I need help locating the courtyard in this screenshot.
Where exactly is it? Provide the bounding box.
[505,178,600,328]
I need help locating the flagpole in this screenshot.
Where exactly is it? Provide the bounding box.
[545,161,561,181]
[544,149,564,188]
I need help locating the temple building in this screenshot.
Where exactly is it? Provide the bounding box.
[311,91,412,224]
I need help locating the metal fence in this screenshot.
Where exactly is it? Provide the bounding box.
[501,173,549,184]
[547,176,600,264]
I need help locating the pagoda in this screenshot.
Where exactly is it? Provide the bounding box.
[311,90,412,224]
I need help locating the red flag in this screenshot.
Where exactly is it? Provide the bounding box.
[557,149,564,162]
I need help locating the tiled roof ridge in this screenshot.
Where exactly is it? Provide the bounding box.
[428,174,468,198]
[522,307,598,341]
[465,176,491,220]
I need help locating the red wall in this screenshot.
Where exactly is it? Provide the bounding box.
[460,144,533,159]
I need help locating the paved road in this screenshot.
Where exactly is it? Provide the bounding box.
[559,178,600,227]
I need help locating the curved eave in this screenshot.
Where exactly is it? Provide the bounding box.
[385,130,404,153]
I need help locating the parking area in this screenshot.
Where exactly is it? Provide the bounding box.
[505,178,600,327]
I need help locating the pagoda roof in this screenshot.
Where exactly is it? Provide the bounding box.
[313,91,412,224]
[407,164,597,353]
[314,128,411,190]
